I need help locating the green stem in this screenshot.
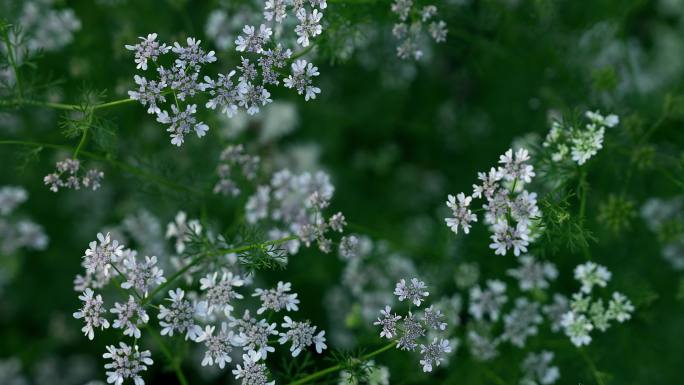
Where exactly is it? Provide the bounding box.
[0,97,136,111]
[579,348,605,385]
[93,97,137,110]
[578,168,588,225]
[146,325,190,385]
[286,341,396,385]
[0,99,79,110]
[480,365,507,385]
[0,140,199,195]
[577,168,592,260]
[2,26,24,100]
[142,235,297,305]
[73,110,93,158]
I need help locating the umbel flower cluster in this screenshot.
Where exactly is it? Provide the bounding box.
[213,144,261,196]
[444,148,540,256]
[390,0,447,60]
[43,157,104,193]
[560,262,634,347]
[72,230,328,385]
[542,110,619,165]
[0,186,48,263]
[374,278,452,373]
[126,0,324,146]
[245,168,346,254]
[640,196,684,271]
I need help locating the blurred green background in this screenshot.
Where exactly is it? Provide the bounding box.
[1,0,684,384]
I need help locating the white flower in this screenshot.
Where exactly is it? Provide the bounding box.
[110,296,149,339]
[121,255,165,296]
[156,104,209,146]
[158,288,203,341]
[283,60,321,101]
[199,271,244,317]
[165,211,201,254]
[607,292,634,322]
[585,110,619,128]
[444,193,477,234]
[489,220,530,256]
[278,316,327,357]
[128,74,166,114]
[520,351,560,385]
[294,8,323,47]
[419,338,451,372]
[468,280,507,321]
[498,148,535,184]
[196,323,238,369]
[264,0,287,22]
[543,294,569,332]
[237,82,272,115]
[574,262,611,294]
[83,232,124,277]
[73,288,110,340]
[502,298,542,348]
[171,37,216,69]
[561,311,593,347]
[201,71,240,117]
[0,186,27,215]
[394,278,429,306]
[397,312,425,351]
[507,255,558,291]
[232,351,275,385]
[103,342,153,385]
[230,310,278,359]
[125,33,169,70]
[374,306,402,339]
[570,124,605,165]
[253,281,300,314]
[429,21,447,42]
[422,305,448,331]
[235,24,272,53]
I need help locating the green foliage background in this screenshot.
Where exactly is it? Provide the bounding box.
[1,0,684,384]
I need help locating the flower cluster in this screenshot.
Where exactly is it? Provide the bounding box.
[0,186,48,257]
[73,229,328,385]
[13,0,81,54]
[43,158,104,193]
[127,0,325,146]
[542,110,619,165]
[213,144,261,196]
[560,262,634,347]
[520,351,560,385]
[390,1,447,60]
[444,148,540,256]
[641,196,684,271]
[458,255,564,363]
[245,169,346,254]
[375,278,452,373]
[125,33,214,146]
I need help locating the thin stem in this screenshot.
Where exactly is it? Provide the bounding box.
[0,140,199,195]
[579,348,606,385]
[578,168,588,225]
[142,235,297,305]
[73,110,93,158]
[93,97,137,110]
[577,168,592,260]
[2,26,24,99]
[480,365,507,385]
[286,341,396,385]
[146,325,190,385]
[0,98,79,110]
[0,97,136,111]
